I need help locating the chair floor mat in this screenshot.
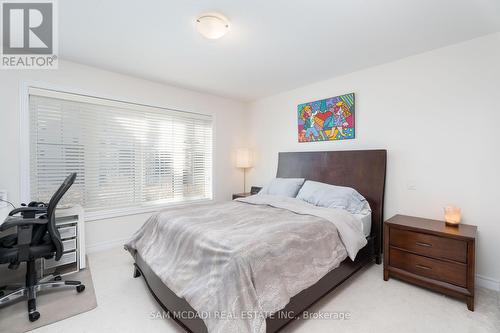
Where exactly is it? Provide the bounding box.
[0,257,97,333]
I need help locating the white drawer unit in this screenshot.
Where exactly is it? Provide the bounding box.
[62,238,77,252]
[58,226,77,240]
[44,251,77,269]
[55,215,79,226]
[40,205,85,277]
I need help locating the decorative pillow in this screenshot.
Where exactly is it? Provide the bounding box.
[259,178,305,198]
[296,180,371,214]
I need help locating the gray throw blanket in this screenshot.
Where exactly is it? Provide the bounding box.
[125,194,367,333]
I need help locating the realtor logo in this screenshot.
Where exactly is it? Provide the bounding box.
[1,0,58,69]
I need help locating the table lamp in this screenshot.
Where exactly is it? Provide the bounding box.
[444,205,461,227]
[236,148,252,193]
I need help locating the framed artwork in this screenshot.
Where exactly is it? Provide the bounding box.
[297,93,355,142]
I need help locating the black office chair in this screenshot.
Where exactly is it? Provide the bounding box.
[0,173,85,322]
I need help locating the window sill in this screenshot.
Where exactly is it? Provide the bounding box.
[84,198,215,222]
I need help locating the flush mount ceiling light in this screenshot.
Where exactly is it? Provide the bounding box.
[196,13,230,39]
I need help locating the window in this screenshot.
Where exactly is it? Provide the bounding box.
[28,88,213,218]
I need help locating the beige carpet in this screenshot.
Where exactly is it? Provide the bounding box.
[0,259,97,333]
[24,247,499,333]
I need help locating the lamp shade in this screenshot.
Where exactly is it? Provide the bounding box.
[236,148,252,168]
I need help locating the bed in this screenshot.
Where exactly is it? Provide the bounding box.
[126,149,386,333]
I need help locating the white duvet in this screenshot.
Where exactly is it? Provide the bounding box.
[125,194,367,333]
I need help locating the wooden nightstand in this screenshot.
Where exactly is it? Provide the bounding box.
[232,192,251,200]
[383,215,477,311]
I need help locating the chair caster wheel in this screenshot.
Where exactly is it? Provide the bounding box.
[29,311,40,322]
[54,275,62,281]
[76,285,85,293]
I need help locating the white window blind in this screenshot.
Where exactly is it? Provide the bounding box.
[29,88,213,216]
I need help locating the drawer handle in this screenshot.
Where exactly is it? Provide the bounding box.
[415,241,432,248]
[416,264,432,270]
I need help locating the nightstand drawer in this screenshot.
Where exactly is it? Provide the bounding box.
[390,228,467,263]
[390,247,467,287]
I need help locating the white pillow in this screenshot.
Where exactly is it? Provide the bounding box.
[259,178,305,198]
[296,180,371,214]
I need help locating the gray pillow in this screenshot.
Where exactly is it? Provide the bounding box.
[296,180,371,214]
[259,178,305,198]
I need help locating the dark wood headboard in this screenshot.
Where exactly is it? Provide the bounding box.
[276,149,387,258]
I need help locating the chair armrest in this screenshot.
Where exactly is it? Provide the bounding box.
[0,216,48,231]
[8,206,47,216]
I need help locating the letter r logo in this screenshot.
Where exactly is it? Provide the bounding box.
[2,2,53,54]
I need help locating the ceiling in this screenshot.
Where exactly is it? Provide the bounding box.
[59,0,500,101]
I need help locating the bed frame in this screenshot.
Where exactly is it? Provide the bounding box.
[131,149,387,333]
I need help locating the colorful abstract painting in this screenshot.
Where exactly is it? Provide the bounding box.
[298,93,355,142]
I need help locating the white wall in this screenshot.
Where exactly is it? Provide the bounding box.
[1,34,498,289]
[0,60,247,252]
[246,33,500,287]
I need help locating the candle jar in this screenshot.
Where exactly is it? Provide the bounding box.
[444,206,461,227]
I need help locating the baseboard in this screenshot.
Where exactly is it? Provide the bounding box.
[86,237,129,254]
[476,274,500,291]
